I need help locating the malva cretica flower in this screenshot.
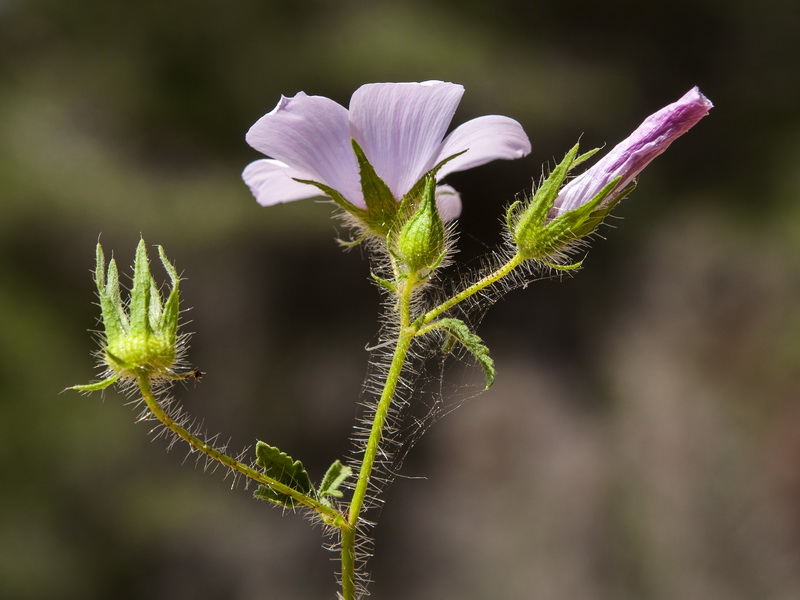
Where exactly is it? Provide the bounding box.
[242,81,531,224]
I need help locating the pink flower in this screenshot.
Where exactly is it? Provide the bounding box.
[242,81,531,220]
[552,86,713,217]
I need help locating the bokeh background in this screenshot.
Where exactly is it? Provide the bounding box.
[2,0,799,598]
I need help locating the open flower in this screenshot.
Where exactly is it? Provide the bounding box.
[551,86,713,218]
[242,81,531,222]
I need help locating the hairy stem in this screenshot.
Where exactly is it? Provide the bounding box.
[421,251,524,325]
[340,252,525,598]
[136,374,347,527]
[341,273,418,600]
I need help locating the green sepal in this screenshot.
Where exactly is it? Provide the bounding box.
[399,149,467,214]
[148,278,162,331]
[511,142,629,261]
[540,175,622,247]
[569,181,635,240]
[433,318,495,389]
[539,258,584,271]
[370,272,397,294]
[157,245,181,341]
[336,232,369,248]
[129,239,154,338]
[572,147,601,168]
[292,178,368,222]
[95,245,127,343]
[505,199,522,234]
[351,139,400,236]
[510,143,581,245]
[253,441,313,508]
[318,460,352,506]
[70,373,120,392]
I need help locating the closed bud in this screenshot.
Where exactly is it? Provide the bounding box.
[72,239,187,391]
[510,87,712,265]
[395,176,446,275]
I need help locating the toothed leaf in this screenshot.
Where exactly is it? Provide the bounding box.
[434,318,495,389]
[318,460,352,506]
[253,441,313,508]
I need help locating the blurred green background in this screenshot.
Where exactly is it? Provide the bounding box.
[2,0,799,598]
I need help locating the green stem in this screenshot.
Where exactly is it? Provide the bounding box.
[340,273,417,600]
[340,252,525,598]
[421,251,524,325]
[135,374,347,527]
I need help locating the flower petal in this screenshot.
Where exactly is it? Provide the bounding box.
[435,184,462,221]
[245,93,362,205]
[554,87,713,215]
[435,115,532,179]
[242,159,321,206]
[349,81,465,199]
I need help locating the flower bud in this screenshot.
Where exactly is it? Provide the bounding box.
[510,87,712,264]
[395,176,446,275]
[72,240,185,391]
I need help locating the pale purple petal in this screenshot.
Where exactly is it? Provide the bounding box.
[434,115,532,179]
[349,81,464,199]
[245,93,363,206]
[554,87,713,216]
[434,185,462,221]
[242,159,322,206]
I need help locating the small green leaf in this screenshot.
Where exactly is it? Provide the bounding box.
[432,318,495,389]
[253,441,313,508]
[318,460,352,506]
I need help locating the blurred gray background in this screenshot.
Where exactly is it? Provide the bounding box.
[2,0,799,598]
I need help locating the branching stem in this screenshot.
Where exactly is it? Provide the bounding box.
[340,251,528,599]
[421,251,524,325]
[340,272,418,600]
[136,374,347,527]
